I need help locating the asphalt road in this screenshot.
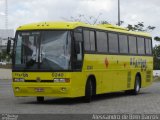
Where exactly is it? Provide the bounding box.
[0,79,160,114]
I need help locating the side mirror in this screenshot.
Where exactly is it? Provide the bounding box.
[7,39,11,54]
[75,42,80,54]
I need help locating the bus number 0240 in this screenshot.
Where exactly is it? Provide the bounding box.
[52,73,64,77]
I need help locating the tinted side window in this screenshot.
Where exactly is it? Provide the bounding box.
[74,32,83,41]
[129,36,137,54]
[74,32,83,61]
[83,30,90,51]
[108,33,118,53]
[90,31,95,51]
[145,38,152,55]
[137,37,145,54]
[96,31,108,52]
[119,35,128,54]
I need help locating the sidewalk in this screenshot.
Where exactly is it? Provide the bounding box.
[0,69,12,80]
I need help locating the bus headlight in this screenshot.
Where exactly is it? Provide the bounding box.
[53,78,70,83]
[14,78,25,82]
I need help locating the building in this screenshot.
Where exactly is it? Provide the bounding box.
[0,29,14,52]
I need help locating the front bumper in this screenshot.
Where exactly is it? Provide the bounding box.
[12,82,71,97]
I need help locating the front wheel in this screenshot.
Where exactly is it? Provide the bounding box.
[37,97,44,102]
[83,80,92,103]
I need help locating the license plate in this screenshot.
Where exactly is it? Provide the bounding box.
[35,88,44,92]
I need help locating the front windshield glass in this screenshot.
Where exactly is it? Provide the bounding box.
[15,32,40,69]
[14,31,71,70]
[40,31,71,70]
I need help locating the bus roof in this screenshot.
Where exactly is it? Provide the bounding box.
[17,21,151,37]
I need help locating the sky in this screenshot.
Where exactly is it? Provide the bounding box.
[0,0,160,45]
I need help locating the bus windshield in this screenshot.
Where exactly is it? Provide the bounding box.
[14,31,71,70]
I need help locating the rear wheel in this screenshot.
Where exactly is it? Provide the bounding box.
[132,76,141,95]
[83,79,93,103]
[125,75,141,95]
[37,97,44,102]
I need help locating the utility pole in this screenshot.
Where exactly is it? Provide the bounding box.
[5,0,8,29]
[118,0,120,26]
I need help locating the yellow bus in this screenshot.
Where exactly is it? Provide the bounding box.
[8,21,153,102]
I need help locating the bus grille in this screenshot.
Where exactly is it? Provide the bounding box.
[25,80,54,82]
[146,71,151,82]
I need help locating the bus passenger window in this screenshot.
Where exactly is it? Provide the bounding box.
[119,35,128,54]
[77,42,82,61]
[108,33,118,53]
[145,38,152,55]
[96,31,108,52]
[84,30,90,51]
[137,37,145,55]
[90,31,95,51]
[129,36,137,54]
[74,32,83,61]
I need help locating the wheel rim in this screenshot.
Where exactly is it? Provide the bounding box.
[136,80,140,92]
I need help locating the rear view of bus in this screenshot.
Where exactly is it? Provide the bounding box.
[11,22,153,103]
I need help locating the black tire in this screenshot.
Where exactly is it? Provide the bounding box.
[84,79,92,103]
[132,75,141,95]
[125,75,141,95]
[37,97,44,102]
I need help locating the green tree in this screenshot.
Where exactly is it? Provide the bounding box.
[0,52,2,61]
[154,36,160,69]
[100,20,109,24]
[0,51,11,62]
[126,22,155,32]
[153,45,160,69]
[154,36,160,41]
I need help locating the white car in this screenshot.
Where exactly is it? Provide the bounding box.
[0,62,7,65]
